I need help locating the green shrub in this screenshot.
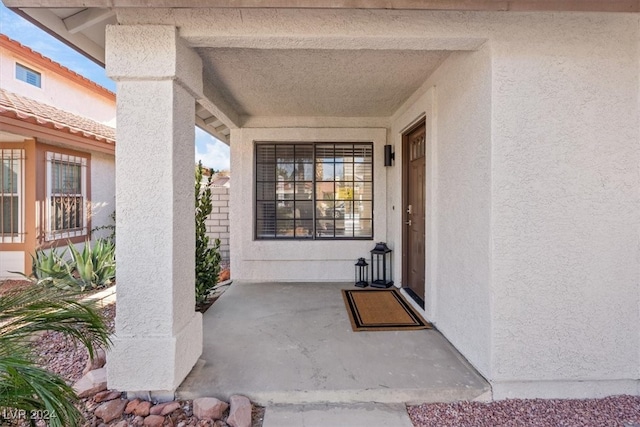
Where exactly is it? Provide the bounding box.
[195,161,222,307]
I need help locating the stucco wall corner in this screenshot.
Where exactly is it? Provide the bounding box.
[105,24,202,96]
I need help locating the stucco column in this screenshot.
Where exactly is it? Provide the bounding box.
[105,25,203,398]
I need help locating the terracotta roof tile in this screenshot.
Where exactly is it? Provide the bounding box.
[0,88,115,144]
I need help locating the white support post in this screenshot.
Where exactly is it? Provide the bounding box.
[105,25,203,398]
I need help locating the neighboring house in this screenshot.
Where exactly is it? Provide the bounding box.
[0,34,115,278]
[5,0,638,402]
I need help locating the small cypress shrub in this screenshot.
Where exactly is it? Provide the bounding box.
[195,161,222,308]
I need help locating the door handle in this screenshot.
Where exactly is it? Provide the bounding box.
[405,219,412,226]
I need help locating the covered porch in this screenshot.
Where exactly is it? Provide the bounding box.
[5,1,639,402]
[177,282,490,405]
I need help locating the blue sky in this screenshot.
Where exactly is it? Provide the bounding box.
[0,4,230,171]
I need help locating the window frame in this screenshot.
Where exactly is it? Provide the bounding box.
[15,63,42,88]
[0,149,25,243]
[45,152,88,241]
[254,141,374,241]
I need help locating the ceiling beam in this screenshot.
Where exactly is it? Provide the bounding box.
[195,117,229,145]
[63,8,115,34]
[10,7,106,65]
[199,80,241,130]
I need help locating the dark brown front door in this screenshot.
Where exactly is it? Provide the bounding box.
[403,121,426,307]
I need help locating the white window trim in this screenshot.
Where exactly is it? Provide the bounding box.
[45,152,87,241]
[1,149,25,243]
[15,62,43,89]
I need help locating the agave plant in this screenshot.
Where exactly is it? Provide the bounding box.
[0,284,111,427]
[28,247,74,288]
[68,239,116,291]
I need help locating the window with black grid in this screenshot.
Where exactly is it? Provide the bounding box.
[255,142,373,240]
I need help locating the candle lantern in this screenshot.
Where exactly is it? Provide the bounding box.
[354,257,369,288]
[370,242,393,288]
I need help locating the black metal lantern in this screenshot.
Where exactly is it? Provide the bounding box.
[370,242,393,288]
[354,257,369,288]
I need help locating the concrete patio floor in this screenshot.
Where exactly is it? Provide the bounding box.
[177,282,491,406]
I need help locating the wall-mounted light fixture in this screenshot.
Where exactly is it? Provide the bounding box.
[384,145,395,167]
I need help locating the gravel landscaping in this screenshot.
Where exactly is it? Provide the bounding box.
[408,396,640,427]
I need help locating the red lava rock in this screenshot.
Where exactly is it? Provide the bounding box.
[219,269,230,282]
[93,390,122,403]
[83,347,107,375]
[144,414,165,427]
[150,400,178,415]
[149,402,166,415]
[408,396,640,427]
[227,395,251,427]
[193,397,228,421]
[125,398,142,415]
[160,401,182,416]
[112,421,128,427]
[133,415,145,426]
[94,399,127,423]
[73,367,107,398]
[133,400,152,417]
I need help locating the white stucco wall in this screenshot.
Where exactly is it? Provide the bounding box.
[230,127,387,282]
[105,25,203,397]
[488,14,640,399]
[389,45,493,378]
[388,12,640,398]
[0,46,115,124]
[0,251,25,279]
[90,151,116,241]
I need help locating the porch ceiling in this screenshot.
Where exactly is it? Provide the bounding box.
[197,48,450,118]
[7,1,640,137]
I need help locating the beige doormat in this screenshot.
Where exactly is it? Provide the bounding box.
[342,288,432,331]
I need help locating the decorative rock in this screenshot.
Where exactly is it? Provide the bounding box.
[125,398,142,414]
[133,415,145,426]
[144,415,165,427]
[94,399,127,423]
[219,269,230,282]
[161,401,181,416]
[133,400,152,417]
[73,367,107,398]
[83,347,107,375]
[113,421,128,427]
[193,397,228,421]
[150,401,174,415]
[227,395,251,427]
[93,390,122,403]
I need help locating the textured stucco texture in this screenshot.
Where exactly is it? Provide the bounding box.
[105,25,203,394]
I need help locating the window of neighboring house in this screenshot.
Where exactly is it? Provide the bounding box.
[0,149,24,243]
[46,152,87,240]
[255,142,373,240]
[16,63,42,88]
